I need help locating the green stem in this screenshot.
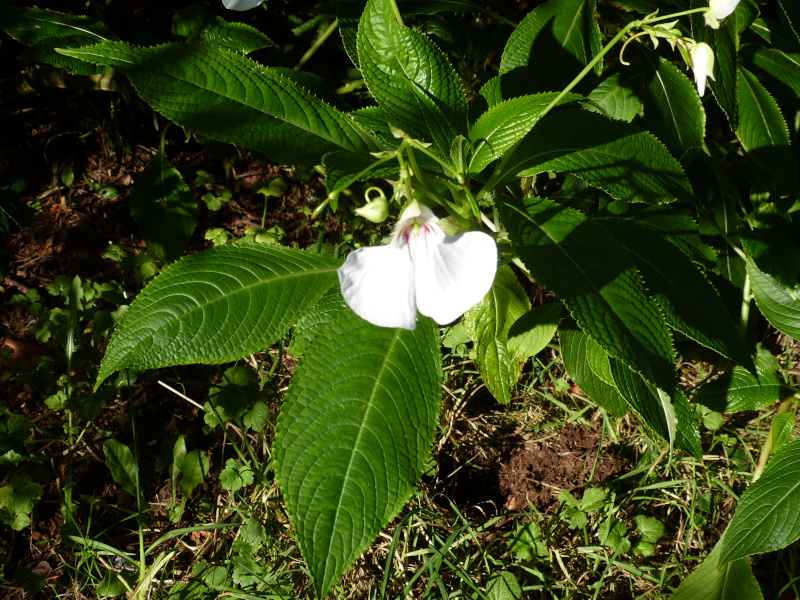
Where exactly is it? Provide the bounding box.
[739,272,752,339]
[126,377,147,585]
[387,0,404,24]
[294,19,339,70]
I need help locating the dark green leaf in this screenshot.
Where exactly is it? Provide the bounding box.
[60,42,376,165]
[500,196,675,393]
[130,148,197,264]
[586,70,645,123]
[103,440,138,497]
[693,13,738,128]
[500,0,602,92]
[670,540,763,600]
[748,259,800,339]
[693,348,782,412]
[510,110,695,205]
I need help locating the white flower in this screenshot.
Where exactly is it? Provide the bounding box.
[690,42,715,97]
[338,202,498,330]
[222,0,265,11]
[704,0,740,28]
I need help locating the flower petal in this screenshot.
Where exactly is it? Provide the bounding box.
[222,0,265,10]
[338,243,418,330]
[710,0,740,20]
[414,231,497,325]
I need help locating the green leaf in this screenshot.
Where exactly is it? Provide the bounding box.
[510,110,695,205]
[172,7,274,54]
[59,42,376,165]
[337,0,366,68]
[748,258,800,339]
[500,0,602,91]
[598,200,716,267]
[510,520,548,562]
[598,218,753,371]
[0,477,43,531]
[669,539,763,600]
[274,311,441,598]
[507,302,561,360]
[290,288,349,360]
[611,361,701,456]
[18,36,108,76]
[483,571,522,600]
[586,70,645,123]
[96,245,341,387]
[464,265,531,404]
[634,515,664,544]
[180,450,209,498]
[219,458,255,492]
[0,6,115,46]
[468,93,583,173]
[740,44,800,107]
[720,436,800,563]
[130,148,197,264]
[598,518,631,553]
[559,320,627,416]
[736,67,798,199]
[103,439,138,497]
[500,196,675,393]
[97,570,134,597]
[770,413,795,453]
[693,349,783,413]
[357,0,467,157]
[637,51,705,156]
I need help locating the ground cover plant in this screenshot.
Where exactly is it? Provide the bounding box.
[1,0,800,598]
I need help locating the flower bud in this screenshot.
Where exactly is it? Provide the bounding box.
[354,197,389,223]
[222,0,265,11]
[690,42,715,97]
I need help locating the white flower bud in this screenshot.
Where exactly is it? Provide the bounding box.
[222,0,265,11]
[704,0,740,28]
[690,42,715,97]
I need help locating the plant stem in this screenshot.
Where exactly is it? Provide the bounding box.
[738,272,751,339]
[752,397,796,482]
[294,19,338,70]
[126,376,147,587]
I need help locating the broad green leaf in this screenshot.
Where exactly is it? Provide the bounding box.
[172,6,274,54]
[693,13,738,128]
[780,0,800,42]
[96,245,341,387]
[748,258,800,338]
[468,92,583,173]
[17,36,109,76]
[740,44,800,107]
[510,110,695,205]
[358,0,467,158]
[599,200,716,267]
[637,51,705,156]
[60,42,376,165]
[180,449,209,498]
[599,219,753,371]
[0,477,43,531]
[634,515,664,544]
[274,311,441,598]
[97,570,133,597]
[464,265,531,404]
[736,67,798,199]
[103,440,139,497]
[771,412,795,453]
[507,302,561,360]
[742,208,800,289]
[586,70,644,123]
[598,518,631,553]
[290,288,349,360]
[351,107,400,149]
[610,361,700,456]
[720,436,800,563]
[670,539,763,600]
[692,357,782,413]
[129,148,197,264]
[560,322,626,416]
[483,571,522,600]
[0,6,114,45]
[500,196,675,393]
[337,0,367,68]
[500,0,602,91]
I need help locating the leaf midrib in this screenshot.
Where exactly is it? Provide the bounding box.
[325,327,402,581]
